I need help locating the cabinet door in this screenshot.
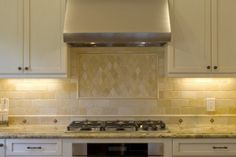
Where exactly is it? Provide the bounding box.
[212,0,236,73]
[24,0,66,75]
[173,138,236,156]
[167,0,211,73]
[0,139,5,157]
[0,0,23,74]
[6,139,62,156]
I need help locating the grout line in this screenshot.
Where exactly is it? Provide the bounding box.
[77,97,158,100]
[8,114,236,118]
[156,55,159,99]
[76,52,82,99]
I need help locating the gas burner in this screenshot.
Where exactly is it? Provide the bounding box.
[104,120,137,131]
[136,120,166,131]
[67,120,166,132]
[67,120,104,131]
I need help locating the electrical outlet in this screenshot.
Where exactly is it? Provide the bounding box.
[206,98,216,112]
[1,98,9,105]
[0,98,9,111]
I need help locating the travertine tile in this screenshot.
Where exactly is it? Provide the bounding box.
[1,47,236,124]
[78,51,158,98]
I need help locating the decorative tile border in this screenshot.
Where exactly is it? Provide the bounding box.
[8,114,236,125]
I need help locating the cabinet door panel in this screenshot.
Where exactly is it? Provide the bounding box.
[213,0,236,73]
[24,0,66,74]
[0,139,4,157]
[0,0,23,74]
[6,139,62,156]
[168,0,211,73]
[173,138,236,156]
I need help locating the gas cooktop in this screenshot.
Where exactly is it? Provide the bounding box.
[67,120,166,132]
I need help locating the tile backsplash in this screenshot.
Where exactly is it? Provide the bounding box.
[78,53,157,98]
[1,47,236,123]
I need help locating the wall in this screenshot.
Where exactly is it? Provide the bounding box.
[1,47,236,124]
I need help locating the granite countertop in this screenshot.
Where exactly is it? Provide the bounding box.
[0,124,236,139]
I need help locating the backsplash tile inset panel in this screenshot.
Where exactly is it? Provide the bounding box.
[79,53,157,98]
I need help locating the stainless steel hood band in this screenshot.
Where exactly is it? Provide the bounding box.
[64,33,171,47]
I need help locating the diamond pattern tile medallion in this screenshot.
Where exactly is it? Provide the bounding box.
[78,53,157,98]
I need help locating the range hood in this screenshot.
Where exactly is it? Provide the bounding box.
[64,0,171,47]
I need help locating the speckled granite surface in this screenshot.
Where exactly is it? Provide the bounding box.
[0,125,236,139]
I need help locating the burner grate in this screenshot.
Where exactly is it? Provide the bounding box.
[67,120,166,132]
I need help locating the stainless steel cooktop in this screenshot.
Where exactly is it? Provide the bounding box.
[67,120,166,132]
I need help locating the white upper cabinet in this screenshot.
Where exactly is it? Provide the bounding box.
[167,0,236,76]
[0,0,24,74]
[0,0,67,77]
[212,0,236,73]
[24,0,67,75]
[167,0,211,74]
